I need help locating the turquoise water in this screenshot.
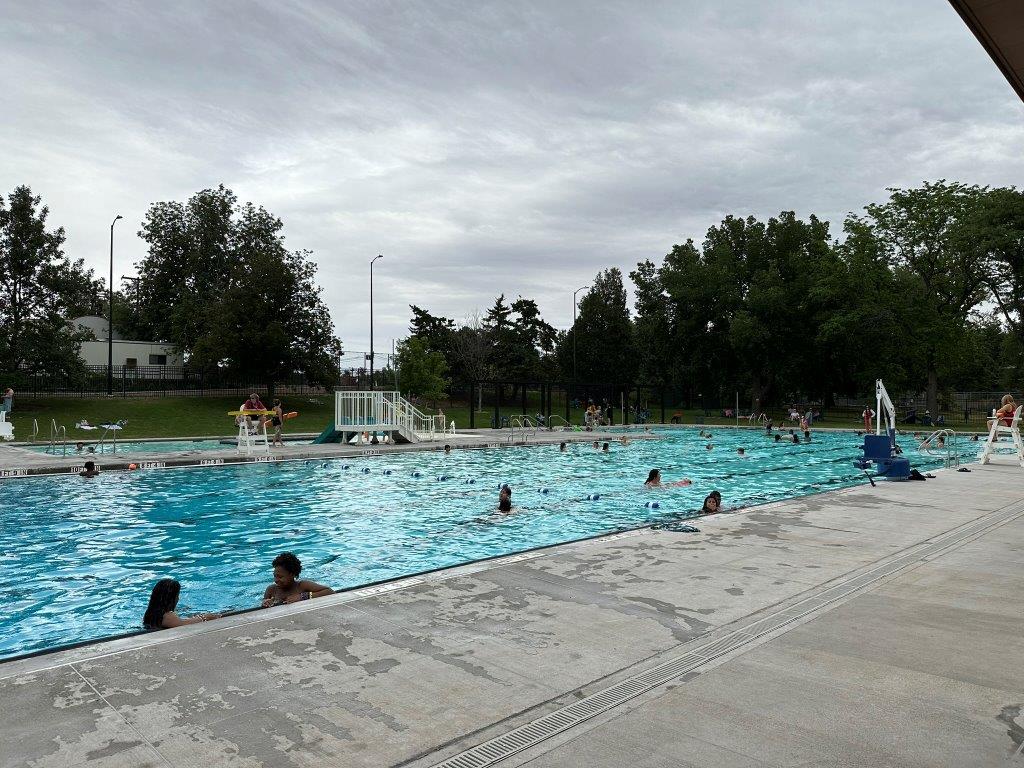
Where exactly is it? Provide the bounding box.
[31,439,312,455]
[0,428,953,660]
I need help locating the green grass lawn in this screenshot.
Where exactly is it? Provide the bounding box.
[4,396,984,442]
[6,395,337,440]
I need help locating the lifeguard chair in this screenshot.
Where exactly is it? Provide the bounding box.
[233,410,272,456]
[978,405,1024,467]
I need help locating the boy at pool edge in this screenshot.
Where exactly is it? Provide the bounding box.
[262,552,334,607]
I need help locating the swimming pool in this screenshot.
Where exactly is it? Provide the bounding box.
[0,428,959,660]
[30,438,312,455]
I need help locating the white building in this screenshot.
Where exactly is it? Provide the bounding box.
[73,316,182,369]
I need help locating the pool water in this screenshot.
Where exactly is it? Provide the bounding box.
[0,428,960,660]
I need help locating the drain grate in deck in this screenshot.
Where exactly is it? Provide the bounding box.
[429,499,1024,768]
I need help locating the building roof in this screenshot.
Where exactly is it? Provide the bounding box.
[949,0,1024,103]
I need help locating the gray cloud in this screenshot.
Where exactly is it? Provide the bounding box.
[2,0,1022,355]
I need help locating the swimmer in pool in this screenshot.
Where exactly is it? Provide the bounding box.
[698,494,720,515]
[498,496,513,513]
[791,434,800,444]
[705,443,713,451]
[142,578,220,630]
[645,469,691,488]
[79,460,99,478]
[602,442,610,452]
[444,444,451,454]
[559,442,567,451]
[619,435,630,446]
[261,552,334,607]
[737,447,746,457]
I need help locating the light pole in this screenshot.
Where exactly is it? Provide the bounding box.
[107,215,123,396]
[369,254,383,390]
[572,285,588,408]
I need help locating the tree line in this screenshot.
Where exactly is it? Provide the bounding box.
[0,184,342,393]
[397,181,1024,415]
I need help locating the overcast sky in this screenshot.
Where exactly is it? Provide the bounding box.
[3,1,1023,361]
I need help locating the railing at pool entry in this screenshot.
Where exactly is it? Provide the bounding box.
[334,391,442,443]
[917,428,959,468]
[47,419,68,456]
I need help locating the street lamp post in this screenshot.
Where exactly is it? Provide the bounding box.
[572,285,588,410]
[107,215,123,396]
[369,254,383,390]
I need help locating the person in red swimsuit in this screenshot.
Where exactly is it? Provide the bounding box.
[995,394,1017,427]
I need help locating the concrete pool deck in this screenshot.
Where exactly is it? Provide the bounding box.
[3,457,1023,767]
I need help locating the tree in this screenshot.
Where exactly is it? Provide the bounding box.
[408,305,456,355]
[630,259,673,386]
[559,268,635,386]
[396,336,449,404]
[133,187,343,390]
[976,186,1024,344]
[451,310,490,409]
[855,181,989,414]
[0,185,103,374]
[133,185,237,352]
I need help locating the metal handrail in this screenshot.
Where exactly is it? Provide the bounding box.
[545,415,569,431]
[48,419,68,456]
[98,425,117,454]
[30,418,39,443]
[510,415,539,434]
[917,428,958,468]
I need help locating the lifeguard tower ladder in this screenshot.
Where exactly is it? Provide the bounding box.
[236,411,271,456]
[0,410,12,441]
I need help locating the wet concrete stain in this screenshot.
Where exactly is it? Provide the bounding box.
[725,587,744,596]
[997,703,1024,750]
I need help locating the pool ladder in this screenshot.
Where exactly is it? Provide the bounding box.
[508,415,538,444]
[97,424,120,454]
[545,415,570,432]
[917,428,959,468]
[47,419,68,456]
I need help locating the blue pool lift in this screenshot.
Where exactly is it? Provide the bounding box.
[854,379,911,481]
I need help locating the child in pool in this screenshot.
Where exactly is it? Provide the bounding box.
[261,552,334,607]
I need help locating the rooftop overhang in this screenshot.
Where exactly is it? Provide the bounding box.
[949,0,1024,103]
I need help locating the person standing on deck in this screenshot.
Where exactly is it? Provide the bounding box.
[862,405,874,432]
[270,399,285,447]
[2,386,12,413]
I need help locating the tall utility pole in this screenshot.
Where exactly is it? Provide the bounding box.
[572,285,588,406]
[369,254,383,389]
[107,215,123,396]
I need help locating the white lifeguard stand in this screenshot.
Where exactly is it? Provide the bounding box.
[0,410,12,441]
[978,405,1024,467]
[235,411,271,456]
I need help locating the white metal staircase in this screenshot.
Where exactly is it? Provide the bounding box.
[334,392,443,443]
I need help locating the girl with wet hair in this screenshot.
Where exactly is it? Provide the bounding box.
[699,494,720,515]
[142,578,219,630]
[645,468,661,487]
